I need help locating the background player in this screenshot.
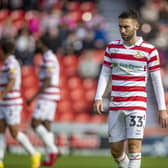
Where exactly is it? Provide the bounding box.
[0,38,41,168]
[27,36,60,166]
[93,9,168,168]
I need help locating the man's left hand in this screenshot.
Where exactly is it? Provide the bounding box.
[158,110,168,128]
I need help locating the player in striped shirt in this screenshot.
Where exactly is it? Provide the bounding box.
[0,39,41,168]
[93,9,168,168]
[27,36,60,166]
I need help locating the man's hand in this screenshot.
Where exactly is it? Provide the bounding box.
[93,100,104,115]
[158,110,168,128]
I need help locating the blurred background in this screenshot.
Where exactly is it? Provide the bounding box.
[0,0,168,157]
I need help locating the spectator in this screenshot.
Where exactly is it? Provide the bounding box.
[15,27,35,64]
[40,28,62,54]
[78,49,100,79]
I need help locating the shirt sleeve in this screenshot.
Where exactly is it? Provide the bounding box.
[45,60,55,77]
[148,48,160,72]
[95,46,112,100]
[8,62,17,79]
[150,68,166,110]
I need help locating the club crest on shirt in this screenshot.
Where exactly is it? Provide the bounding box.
[134,51,145,59]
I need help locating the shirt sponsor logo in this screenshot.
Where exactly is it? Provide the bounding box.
[134,51,145,59]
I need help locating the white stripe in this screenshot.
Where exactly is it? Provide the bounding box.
[109,40,120,45]
[109,101,146,107]
[45,87,60,92]
[112,80,146,87]
[112,58,146,67]
[39,94,60,100]
[109,48,148,56]
[104,56,112,62]
[141,43,154,49]
[5,92,21,98]
[111,91,146,97]
[150,49,158,57]
[149,60,159,67]
[0,98,23,104]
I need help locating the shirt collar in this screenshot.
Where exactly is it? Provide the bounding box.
[120,36,143,47]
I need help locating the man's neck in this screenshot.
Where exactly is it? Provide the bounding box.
[124,36,139,46]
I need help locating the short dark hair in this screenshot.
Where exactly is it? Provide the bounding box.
[1,38,15,54]
[38,35,49,48]
[119,9,140,23]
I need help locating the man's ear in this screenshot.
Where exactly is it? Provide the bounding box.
[135,23,140,30]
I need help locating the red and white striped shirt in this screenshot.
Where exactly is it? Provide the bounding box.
[97,37,162,111]
[0,55,23,106]
[38,50,60,102]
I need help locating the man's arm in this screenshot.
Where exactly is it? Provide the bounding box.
[93,65,111,114]
[0,77,15,100]
[150,70,168,128]
[27,77,50,105]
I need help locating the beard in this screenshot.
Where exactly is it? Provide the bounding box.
[121,31,135,42]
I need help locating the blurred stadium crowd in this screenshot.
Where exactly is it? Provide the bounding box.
[0,0,168,124]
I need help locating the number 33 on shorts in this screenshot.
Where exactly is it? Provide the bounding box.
[127,112,146,138]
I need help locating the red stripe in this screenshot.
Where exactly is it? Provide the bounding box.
[112,74,145,81]
[0,90,21,93]
[103,60,111,66]
[48,85,59,88]
[105,52,111,58]
[0,84,7,87]
[112,85,146,92]
[132,45,154,53]
[113,96,147,102]
[111,53,147,62]
[108,43,124,49]
[3,96,21,100]
[0,103,23,106]
[43,59,53,63]
[119,154,126,162]
[148,56,158,63]
[130,158,141,160]
[109,106,146,111]
[43,91,60,95]
[149,65,160,71]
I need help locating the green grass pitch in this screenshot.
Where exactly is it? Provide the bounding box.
[4,154,168,168]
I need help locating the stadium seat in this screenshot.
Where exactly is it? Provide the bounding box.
[75,113,91,123]
[84,89,96,104]
[80,2,96,12]
[57,100,74,117]
[68,11,82,22]
[82,78,97,90]
[62,55,79,77]
[72,100,88,114]
[11,10,25,22]
[0,10,10,23]
[67,1,81,11]
[22,75,38,89]
[90,115,107,123]
[67,76,82,90]
[56,133,69,147]
[59,113,75,122]
[22,65,37,77]
[33,53,42,67]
